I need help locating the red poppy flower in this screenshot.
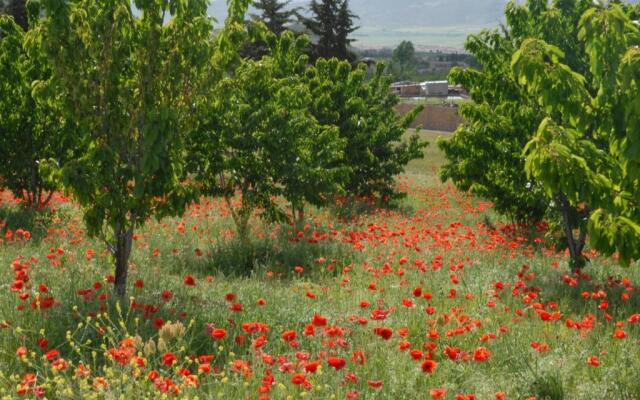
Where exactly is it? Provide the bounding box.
[410,349,423,360]
[373,326,393,340]
[303,324,316,336]
[312,314,328,326]
[370,309,389,320]
[291,373,307,385]
[327,357,346,370]
[160,290,172,301]
[16,346,27,357]
[211,328,227,340]
[45,349,59,361]
[252,335,267,349]
[587,356,600,367]
[613,329,627,339]
[183,275,196,286]
[430,388,447,399]
[473,347,491,362]
[199,354,215,363]
[421,359,437,373]
[162,352,176,366]
[304,360,321,373]
[351,351,366,365]
[282,330,297,342]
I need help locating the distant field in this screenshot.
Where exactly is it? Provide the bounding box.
[352,25,494,50]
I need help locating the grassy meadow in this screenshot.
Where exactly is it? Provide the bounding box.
[1,131,639,399]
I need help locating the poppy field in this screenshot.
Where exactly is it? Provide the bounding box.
[1,131,639,400]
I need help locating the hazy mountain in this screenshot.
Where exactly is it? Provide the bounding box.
[208,0,639,50]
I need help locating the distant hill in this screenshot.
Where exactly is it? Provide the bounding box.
[208,0,639,50]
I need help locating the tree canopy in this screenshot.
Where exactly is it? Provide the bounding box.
[29,0,249,297]
[440,0,595,267]
[190,32,346,244]
[513,1,640,266]
[0,0,27,31]
[0,13,74,209]
[387,40,418,81]
[302,0,358,62]
[306,59,426,201]
[250,0,298,35]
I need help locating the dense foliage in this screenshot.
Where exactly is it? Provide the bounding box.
[514,2,640,265]
[302,0,358,62]
[250,0,298,35]
[0,0,27,31]
[29,0,245,297]
[191,32,345,244]
[306,59,426,201]
[386,40,418,81]
[439,27,549,223]
[0,13,74,209]
[242,0,299,59]
[0,0,423,295]
[440,0,603,267]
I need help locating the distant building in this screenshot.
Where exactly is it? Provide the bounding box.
[390,81,423,97]
[421,80,449,97]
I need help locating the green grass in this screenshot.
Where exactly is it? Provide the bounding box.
[1,139,639,399]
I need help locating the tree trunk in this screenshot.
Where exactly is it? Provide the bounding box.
[557,193,587,269]
[226,195,252,247]
[237,211,251,247]
[291,202,305,227]
[113,226,134,298]
[42,191,54,209]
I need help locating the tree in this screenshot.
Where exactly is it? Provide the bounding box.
[0,14,74,209]
[439,29,549,223]
[439,0,595,267]
[302,0,358,62]
[1,0,27,31]
[334,0,357,61]
[388,40,418,81]
[242,0,298,59]
[305,59,427,201]
[32,0,248,297]
[191,32,345,244]
[251,0,297,35]
[392,41,416,67]
[513,2,640,266]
